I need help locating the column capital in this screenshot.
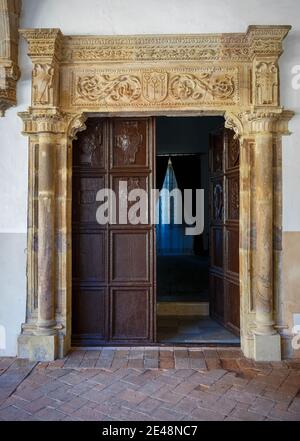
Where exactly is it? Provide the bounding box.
[242,109,294,136]
[18,109,88,142]
[18,108,68,136]
[225,108,294,140]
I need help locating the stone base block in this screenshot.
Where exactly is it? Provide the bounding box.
[253,333,281,362]
[18,334,58,361]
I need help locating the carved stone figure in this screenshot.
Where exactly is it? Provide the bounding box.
[33,63,54,105]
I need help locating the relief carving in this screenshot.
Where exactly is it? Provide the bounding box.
[33,63,54,105]
[228,135,240,168]
[115,122,142,165]
[142,71,168,103]
[77,74,141,103]
[79,122,103,167]
[213,182,223,222]
[74,69,237,107]
[127,177,141,193]
[255,61,278,105]
[170,73,234,101]
[228,177,240,220]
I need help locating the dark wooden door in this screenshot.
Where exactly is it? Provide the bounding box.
[209,127,240,335]
[72,117,155,346]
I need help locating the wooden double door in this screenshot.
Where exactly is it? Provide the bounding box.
[209,128,240,335]
[72,117,155,346]
[72,117,240,346]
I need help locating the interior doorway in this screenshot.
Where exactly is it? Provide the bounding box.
[71,115,240,347]
[156,117,240,345]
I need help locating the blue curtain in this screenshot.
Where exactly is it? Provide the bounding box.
[157,157,193,255]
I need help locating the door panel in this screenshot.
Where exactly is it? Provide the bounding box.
[72,117,155,346]
[72,288,107,345]
[111,231,150,282]
[110,289,150,341]
[209,128,240,335]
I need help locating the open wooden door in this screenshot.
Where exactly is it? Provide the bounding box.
[209,127,240,335]
[72,117,156,346]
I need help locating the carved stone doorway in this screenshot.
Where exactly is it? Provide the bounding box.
[17,26,294,361]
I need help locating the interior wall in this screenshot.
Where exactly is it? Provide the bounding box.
[0,0,299,355]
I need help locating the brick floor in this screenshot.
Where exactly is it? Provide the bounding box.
[0,348,299,421]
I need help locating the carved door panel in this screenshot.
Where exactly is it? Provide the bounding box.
[209,128,240,335]
[72,117,155,346]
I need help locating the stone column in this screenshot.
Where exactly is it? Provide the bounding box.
[253,130,281,361]
[36,134,56,334]
[17,110,68,361]
[247,111,294,361]
[17,29,64,361]
[255,132,275,335]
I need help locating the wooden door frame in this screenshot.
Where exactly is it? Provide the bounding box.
[17,26,294,361]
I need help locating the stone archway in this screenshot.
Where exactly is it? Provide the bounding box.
[17,26,294,361]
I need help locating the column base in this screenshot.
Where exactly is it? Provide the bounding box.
[253,333,281,362]
[18,334,58,361]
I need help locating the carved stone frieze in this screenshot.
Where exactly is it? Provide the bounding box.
[60,26,290,63]
[71,67,239,109]
[0,0,22,115]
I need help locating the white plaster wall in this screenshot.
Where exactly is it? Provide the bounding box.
[0,0,299,355]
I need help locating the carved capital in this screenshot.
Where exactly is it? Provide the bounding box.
[18,108,68,136]
[241,109,294,136]
[0,0,22,116]
[225,108,294,140]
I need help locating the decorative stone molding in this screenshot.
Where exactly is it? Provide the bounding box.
[17,25,294,362]
[0,0,22,116]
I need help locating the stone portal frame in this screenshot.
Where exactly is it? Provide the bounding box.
[17,26,294,361]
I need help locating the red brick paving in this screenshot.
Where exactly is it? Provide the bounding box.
[0,347,299,421]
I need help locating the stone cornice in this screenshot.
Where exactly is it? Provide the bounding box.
[19,25,291,64]
[20,28,63,63]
